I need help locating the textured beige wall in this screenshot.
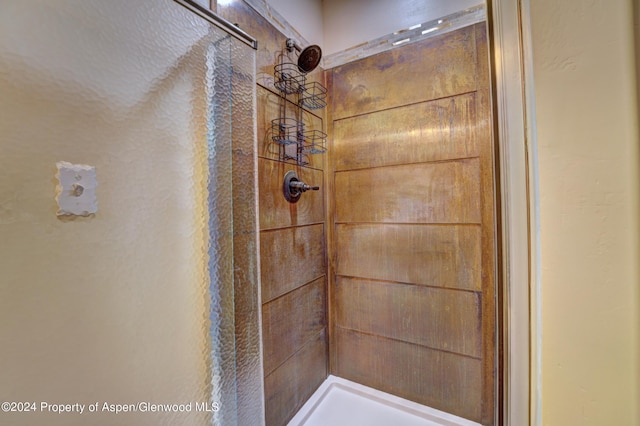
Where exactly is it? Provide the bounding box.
[530,0,640,424]
[0,2,215,425]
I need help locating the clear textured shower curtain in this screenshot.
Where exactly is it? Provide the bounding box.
[0,1,261,425]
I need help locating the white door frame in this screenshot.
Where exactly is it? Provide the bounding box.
[488,0,541,425]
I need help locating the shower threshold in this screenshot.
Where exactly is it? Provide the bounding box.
[287,375,482,426]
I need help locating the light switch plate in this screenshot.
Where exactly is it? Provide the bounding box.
[55,161,98,217]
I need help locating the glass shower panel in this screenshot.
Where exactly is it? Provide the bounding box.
[0,1,260,425]
[204,28,262,426]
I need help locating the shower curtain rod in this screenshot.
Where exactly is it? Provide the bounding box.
[173,0,258,49]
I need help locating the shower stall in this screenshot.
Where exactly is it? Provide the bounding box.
[2,1,502,425]
[0,1,263,425]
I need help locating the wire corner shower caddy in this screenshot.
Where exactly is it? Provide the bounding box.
[271,38,327,166]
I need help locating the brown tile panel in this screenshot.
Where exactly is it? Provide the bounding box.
[264,330,327,426]
[257,85,292,161]
[260,224,325,303]
[335,276,481,358]
[329,25,477,121]
[336,223,481,291]
[323,68,339,375]
[327,23,495,424]
[257,85,324,170]
[234,241,263,426]
[232,148,259,235]
[335,158,481,224]
[258,158,324,229]
[333,93,479,171]
[262,278,326,376]
[335,328,482,423]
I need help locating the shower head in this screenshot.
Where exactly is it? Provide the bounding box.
[286,38,322,73]
[298,44,322,73]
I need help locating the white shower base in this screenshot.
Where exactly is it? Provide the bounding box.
[287,375,482,426]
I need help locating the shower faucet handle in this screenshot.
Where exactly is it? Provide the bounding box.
[289,181,319,192]
[283,171,319,203]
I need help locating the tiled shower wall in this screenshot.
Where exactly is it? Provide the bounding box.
[221,3,495,425]
[219,4,328,426]
[326,23,496,425]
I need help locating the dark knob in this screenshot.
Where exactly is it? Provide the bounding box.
[283,171,319,203]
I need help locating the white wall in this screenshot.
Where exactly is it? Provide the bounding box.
[265,0,479,56]
[321,0,479,55]
[262,0,324,45]
[530,0,640,424]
